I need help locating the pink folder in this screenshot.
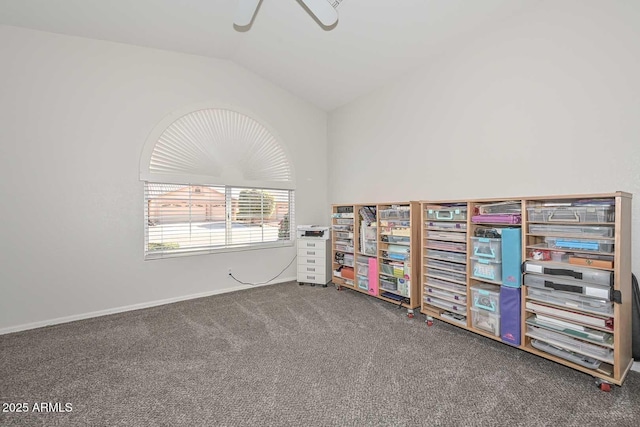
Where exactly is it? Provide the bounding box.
[368,257,379,296]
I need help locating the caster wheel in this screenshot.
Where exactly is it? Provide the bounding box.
[600,383,611,392]
[322,284,328,288]
[427,320,433,326]
[299,282,304,286]
[310,283,315,287]
[407,313,414,318]
[336,286,343,291]
[596,379,611,392]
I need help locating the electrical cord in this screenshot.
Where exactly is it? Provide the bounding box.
[228,255,297,286]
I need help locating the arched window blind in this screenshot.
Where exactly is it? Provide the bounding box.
[140,108,295,259]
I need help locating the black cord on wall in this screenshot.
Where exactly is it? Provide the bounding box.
[228,255,297,286]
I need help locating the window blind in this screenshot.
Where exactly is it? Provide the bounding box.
[144,183,293,259]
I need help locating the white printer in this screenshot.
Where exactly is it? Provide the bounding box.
[296,225,331,286]
[296,225,331,239]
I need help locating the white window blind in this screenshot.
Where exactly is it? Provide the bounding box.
[145,183,294,259]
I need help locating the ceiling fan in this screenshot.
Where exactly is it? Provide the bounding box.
[234,0,339,28]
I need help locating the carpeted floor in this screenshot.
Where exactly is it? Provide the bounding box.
[1,282,639,426]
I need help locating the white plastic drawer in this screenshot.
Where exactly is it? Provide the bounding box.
[297,255,326,267]
[297,272,327,284]
[297,247,326,258]
[298,264,325,275]
[298,240,324,249]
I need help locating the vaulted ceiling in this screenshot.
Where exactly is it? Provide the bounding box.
[0,0,533,110]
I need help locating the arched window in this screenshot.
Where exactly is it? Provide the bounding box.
[140,107,295,259]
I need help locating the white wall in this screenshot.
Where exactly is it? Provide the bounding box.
[0,26,328,333]
[329,1,640,273]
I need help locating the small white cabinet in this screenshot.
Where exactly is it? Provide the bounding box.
[297,238,332,286]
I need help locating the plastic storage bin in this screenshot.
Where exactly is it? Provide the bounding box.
[527,287,613,316]
[425,277,468,294]
[526,205,614,223]
[382,251,409,262]
[426,221,467,231]
[379,277,397,291]
[379,208,410,220]
[427,268,466,284]
[426,258,467,273]
[427,240,467,252]
[424,296,467,315]
[383,235,410,244]
[527,325,613,362]
[530,339,601,369]
[524,273,611,300]
[335,231,353,239]
[424,286,468,304]
[357,275,369,290]
[379,263,394,276]
[471,284,501,313]
[426,205,467,221]
[528,224,614,238]
[471,257,502,283]
[544,237,614,253]
[427,230,467,242]
[426,249,467,263]
[523,261,613,287]
[335,218,353,225]
[470,237,502,260]
[477,201,522,215]
[332,212,354,218]
[335,244,354,253]
[356,262,369,276]
[342,254,354,267]
[471,308,500,336]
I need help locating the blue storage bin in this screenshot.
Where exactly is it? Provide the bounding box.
[501,228,522,288]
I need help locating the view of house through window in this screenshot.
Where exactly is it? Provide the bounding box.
[144,183,293,258]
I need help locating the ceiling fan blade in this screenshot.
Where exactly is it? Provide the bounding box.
[299,0,338,26]
[234,0,262,27]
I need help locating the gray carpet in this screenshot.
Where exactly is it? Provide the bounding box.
[1,282,639,426]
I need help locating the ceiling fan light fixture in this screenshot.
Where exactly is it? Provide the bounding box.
[233,0,338,30]
[234,0,262,27]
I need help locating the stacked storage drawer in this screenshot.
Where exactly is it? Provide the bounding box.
[378,205,412,301]
[523,199,617,371]
[423,204,468,323]
[331,208,355,285]
[470,284,501,336]
[357,206,378,291]
[470,236,502,284]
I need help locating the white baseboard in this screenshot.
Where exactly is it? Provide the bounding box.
[632,361,640,373]
[0,276,295,336]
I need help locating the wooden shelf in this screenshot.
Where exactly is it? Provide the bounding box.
[418,193,632,386]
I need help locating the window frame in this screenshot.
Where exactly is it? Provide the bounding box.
[144,183,294,260]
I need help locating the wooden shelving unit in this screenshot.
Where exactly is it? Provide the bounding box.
[419,192,633,389]
[332,192,632,388]
[331,202,421,316]
[521,192,632,389]
[421,201,470,326]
